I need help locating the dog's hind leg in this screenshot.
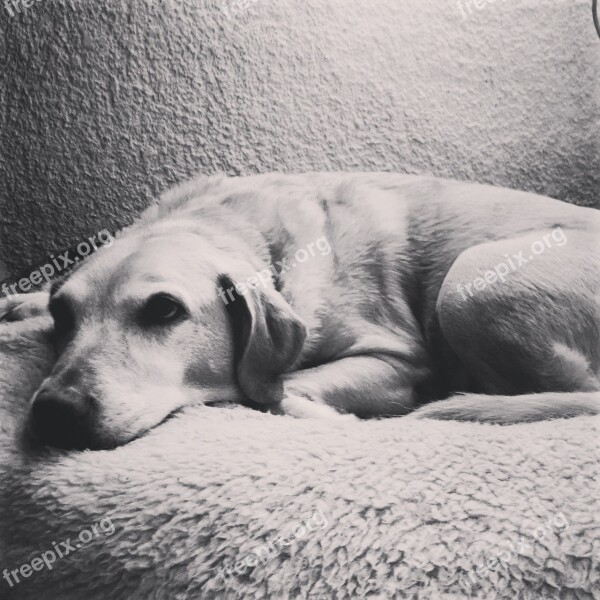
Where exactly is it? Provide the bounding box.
[420,230,600,423]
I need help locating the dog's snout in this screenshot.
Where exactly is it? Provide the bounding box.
[30,387,96,450]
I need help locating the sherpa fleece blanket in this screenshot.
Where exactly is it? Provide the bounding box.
[0,317,599,600]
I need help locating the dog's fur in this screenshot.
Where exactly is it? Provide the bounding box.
[2,173,600,449]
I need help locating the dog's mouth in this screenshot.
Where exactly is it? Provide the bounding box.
[154,406,187,429]
[127,406,189,446]
[128,399,244,445]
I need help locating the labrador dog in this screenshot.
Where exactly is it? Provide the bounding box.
[2,173,599,450]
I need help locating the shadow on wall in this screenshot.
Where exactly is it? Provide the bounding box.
[0,0,598,276]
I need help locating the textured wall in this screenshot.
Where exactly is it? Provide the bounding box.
[0,0,598,276]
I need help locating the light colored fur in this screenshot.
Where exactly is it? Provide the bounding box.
[2,173,600,448]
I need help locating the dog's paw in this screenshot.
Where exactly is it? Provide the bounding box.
[272,394,358,421]
[0,292,50,323]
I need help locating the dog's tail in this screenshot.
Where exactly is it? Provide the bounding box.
[409,391,600,425]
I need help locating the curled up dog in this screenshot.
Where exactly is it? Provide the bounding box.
[1,172,599,450]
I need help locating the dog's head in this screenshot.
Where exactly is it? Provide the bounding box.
[28,230,306,449]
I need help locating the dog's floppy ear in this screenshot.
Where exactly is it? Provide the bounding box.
[218,275,307,405]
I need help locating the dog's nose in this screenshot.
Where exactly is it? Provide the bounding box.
[30,388,95,450]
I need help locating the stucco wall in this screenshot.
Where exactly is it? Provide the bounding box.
[0,0,598,277]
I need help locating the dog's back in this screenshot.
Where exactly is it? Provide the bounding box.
[146,173,600,420]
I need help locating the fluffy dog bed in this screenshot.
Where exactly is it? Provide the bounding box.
[0,317,598,600]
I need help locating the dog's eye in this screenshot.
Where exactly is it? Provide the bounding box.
[141,294,185,326]
[49,297,75,332]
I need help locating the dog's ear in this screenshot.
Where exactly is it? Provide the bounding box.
[218,275,307,405]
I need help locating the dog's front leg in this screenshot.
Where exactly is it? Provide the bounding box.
[274,354,428,420]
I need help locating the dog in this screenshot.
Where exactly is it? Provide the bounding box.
[2,172,599,450]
